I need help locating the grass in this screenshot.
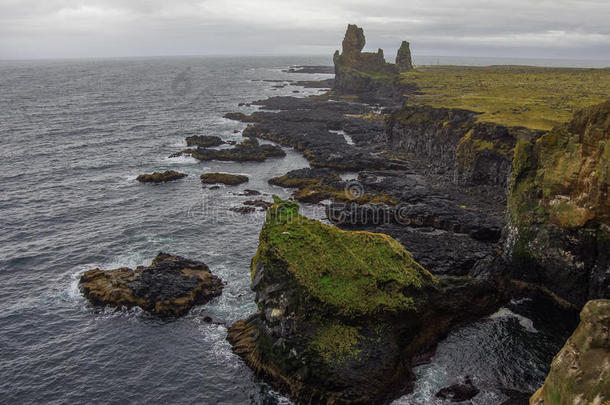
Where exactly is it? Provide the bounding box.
[252,197,437,317]
[399,65,610,130]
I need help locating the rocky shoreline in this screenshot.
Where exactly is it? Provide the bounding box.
[80,23,610,405]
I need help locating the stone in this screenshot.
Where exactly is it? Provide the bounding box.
[136,170,187,183]
[79,253,223,317]
[200,173,249,185]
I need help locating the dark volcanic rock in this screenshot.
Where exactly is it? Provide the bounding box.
[79,253,223,317]
[185,135,224,147]
[436,376,480,402]
[293,78,335,88]
[200,173,249,185]
[229,206,256,214]
[136,170,187,183]
[227,199,506,405]
[240,189,261,196]
[243,199,273,210]
[191,138,285,162]
[223,112,258,123]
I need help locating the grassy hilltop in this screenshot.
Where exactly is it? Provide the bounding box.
[399,65,610,130]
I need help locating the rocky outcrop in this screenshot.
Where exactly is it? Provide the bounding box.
[333,24,410,98]
[396,41,413,72]
[227,198,505,404]
[80,253,223,317]
[185,135,224,148]
[190,138,285,162]
[506,100,610,306]
[136,170,187,183]
[385,104,543,187]
[269,168,397,205]
[530,299,610,404]
[200,173,248,185]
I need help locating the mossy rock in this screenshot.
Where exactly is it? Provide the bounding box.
[136,170,187,183]
[507,100,610,306]
[200,173,249,185]
[530,299,610,405]
[253,197,437,317]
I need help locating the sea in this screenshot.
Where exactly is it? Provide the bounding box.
[0,55,594,404]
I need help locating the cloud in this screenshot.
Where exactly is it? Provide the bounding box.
[0,0,609,59]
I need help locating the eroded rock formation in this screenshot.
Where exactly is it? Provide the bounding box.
[227,198,505,404]
[80,253,223,317]
[333,24,411,95]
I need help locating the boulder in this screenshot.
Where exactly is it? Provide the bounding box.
[530,299,610,404]
[227,198,505,404]
[136,170,187,183]
[200,173,249,185]
[79,253,223,317]
[436,376,480,402]
[185,135,224,147]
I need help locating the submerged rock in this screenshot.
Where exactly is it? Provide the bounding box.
[530,299,610,404]
[506,100,610,306]
[79,253,223,317]
[436,376,480,402]
[227,198,504,404]
[200,173,249,185]
[136,170,187,183]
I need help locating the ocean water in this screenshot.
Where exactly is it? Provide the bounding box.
[0,56,574,404]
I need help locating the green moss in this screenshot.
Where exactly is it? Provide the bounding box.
[399,65,610,130]
[309,322,362,364]
[253,197,437,317]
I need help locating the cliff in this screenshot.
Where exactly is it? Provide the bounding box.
[227,198,505,404]
[506,100,610,306]
[530,299,610,405]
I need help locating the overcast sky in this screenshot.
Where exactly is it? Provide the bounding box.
[1,0,609,60]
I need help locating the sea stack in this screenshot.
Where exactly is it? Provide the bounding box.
[333,24,413,94]
[396,41,413,72]
[227,197,504,404]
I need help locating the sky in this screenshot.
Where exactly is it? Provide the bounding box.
[1,0,609,60]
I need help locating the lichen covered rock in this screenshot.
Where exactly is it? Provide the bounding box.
[227,198,504,404]
[530,299,610,405]
[507,100,610,306]
[80,253,223,317]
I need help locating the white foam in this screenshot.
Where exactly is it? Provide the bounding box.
[490,308,538,333]
[165,154,198,164]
